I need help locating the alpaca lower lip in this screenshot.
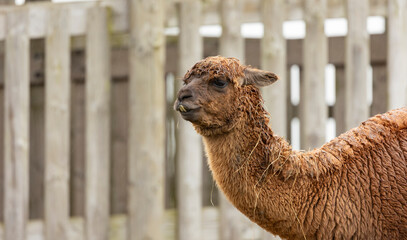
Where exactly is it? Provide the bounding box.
[178,107,200,121]
[176,103,198,113]
[180,107,199,115]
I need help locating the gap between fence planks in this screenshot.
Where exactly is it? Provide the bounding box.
[44,6,70,240]
[127,0,166,240]
[85,5,111,240]
[176,1,203,240]
[4,9,30,240]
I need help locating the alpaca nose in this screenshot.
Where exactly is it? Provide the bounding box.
[178,89,193,102]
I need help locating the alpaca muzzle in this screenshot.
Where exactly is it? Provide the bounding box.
[176,103,188,113]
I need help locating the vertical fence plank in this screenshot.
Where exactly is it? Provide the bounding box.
[345,0,370,130]
[4,9,29,240]
[301,0,327,149]
[220,0,244,60]
[85,6,111,240]
[176,1,203,240]
[127,0,166,239]
[261,0,287,139]
[261,1,286,238]
[387,0,407,110]
[219,1,248,240]
[44,7,70,240]
[0,0,14,5]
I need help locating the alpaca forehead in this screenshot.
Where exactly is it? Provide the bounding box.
[184,56,246,84]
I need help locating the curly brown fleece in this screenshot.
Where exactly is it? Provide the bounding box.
[176,56,407,239]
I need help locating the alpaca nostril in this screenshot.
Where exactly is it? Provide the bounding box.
[178,92,193,102]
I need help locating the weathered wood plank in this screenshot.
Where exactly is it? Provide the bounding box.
[0,0,127,41]
[166,0,388,28]
[127,0,166,239]
[219,1,250,240]
[4,9,30,240]
[176,1,203,240]
[0,0,390,41]
[0,208,273,240]
[387,0,407,110]
[345,0,370,129]
[219,0,244,60]
[85,6,111,240]
[261,0,287,139]
[44,7,70,240]
[301,0,328,149]
[0,0,14,5]
[0,34,389,89]
[259,1,286,239]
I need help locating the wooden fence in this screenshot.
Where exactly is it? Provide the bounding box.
[0,0,405,240]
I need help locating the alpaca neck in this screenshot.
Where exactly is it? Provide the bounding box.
[201,104,339,238]
[202,110,309,236]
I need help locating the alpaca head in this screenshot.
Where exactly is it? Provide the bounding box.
[174,56,279,136]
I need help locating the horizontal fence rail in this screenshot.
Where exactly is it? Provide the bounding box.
[0,0,404,240]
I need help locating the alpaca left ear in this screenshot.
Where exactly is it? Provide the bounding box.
[242,67,279,87]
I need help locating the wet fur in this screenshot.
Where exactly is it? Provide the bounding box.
[177,56,407,239]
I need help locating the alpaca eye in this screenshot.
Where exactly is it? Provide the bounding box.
[212,79,228,88]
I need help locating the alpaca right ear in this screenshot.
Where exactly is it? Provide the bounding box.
[242,67,279,88]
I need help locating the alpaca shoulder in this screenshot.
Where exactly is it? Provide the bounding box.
[294,108,407,179]
[321,107,407,160]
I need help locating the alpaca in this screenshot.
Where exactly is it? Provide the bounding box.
[174,56,407,240]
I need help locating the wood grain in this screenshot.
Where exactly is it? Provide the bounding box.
[85,5,111,240]
[44,7,70,240]
[127,0,166,239]
[4,8,29,240]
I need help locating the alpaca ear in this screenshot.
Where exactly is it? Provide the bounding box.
[242,67,279,87]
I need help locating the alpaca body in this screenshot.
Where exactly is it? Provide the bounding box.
[174,56,407,239]
[204,107,407,239]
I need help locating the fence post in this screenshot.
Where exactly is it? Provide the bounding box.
[220,0,244,60]
[44,7,71,240]
[219,1,248,240]
[176,1,203,240]
[301,0,327,149]
[4,9,29,240]
[345,0,370,130]
[0,0,14,4]
[127,0,166,239]
[261,0,287,139]
[85,5,111,240]
[261,1,285,238]
[387,0,407,110]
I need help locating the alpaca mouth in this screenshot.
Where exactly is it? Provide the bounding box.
[175,103,200,121]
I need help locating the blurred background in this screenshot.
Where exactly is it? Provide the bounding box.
[0,0,405,240]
